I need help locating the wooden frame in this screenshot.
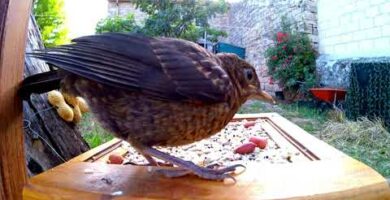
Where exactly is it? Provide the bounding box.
[0,1,389,199]
[23,113,390,199]
[0,1,32,200]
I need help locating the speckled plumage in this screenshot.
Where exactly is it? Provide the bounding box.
[65,76,241,147]
[27,33,274,181]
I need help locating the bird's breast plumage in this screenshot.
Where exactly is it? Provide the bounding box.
[68,76,241,147]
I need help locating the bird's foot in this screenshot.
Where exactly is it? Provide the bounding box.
[154,164,245,182]
[153,167,192,177]
[205,163,246,174]
[123,150,174,167]
[134,144,245,182]
[123,161,173,167]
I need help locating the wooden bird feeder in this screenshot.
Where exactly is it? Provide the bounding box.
[23,114,390,199]
[1,1,390,200]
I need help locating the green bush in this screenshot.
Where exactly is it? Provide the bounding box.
[265,17,317,95]
[33,0,69,47]
[95,0,228,42]
[96,14,141,34]
[346,61,390,128]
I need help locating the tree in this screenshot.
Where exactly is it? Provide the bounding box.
[33,0,69,47]
[96,0,228,42]
[96,14,141,34]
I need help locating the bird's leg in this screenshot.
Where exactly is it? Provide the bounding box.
[154,167,192,178]
[153,163,246,178]
[125,147,173,167]
[123,153,159,166]
[141,153,159,166]
[134,143,244,181]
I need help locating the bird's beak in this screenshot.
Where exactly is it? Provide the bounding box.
[252,89,276,104]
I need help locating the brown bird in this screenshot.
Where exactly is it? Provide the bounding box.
[21,33,274,181]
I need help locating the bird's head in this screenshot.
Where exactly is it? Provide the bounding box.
[217,53,275,104]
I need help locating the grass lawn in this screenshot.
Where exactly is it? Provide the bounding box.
[78,113,113,148]
[238,101,329,134]
[78,101,390,178]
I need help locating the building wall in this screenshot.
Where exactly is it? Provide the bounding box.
[209,0,318,93]
[316,0,390,88]
[107,0,319,93]
[318,0,390,58]
[107,1,147,23]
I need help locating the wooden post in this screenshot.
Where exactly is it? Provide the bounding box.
[0,0,32,199]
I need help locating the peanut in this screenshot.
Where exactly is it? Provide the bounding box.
[47,90,74,122]
[76,97,89,113]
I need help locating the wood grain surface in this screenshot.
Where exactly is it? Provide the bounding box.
[24,114,390,199]
[0,1,32,199]
[24,158,390,200]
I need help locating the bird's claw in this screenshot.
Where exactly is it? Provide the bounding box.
[138,145,244,182]
[123,161,173,167]
[154,168,191,178]
[153,163,244,182]
[213,164,246,174]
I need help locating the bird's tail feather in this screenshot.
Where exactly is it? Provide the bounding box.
[19,70,63,100]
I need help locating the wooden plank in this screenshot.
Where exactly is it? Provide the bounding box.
[0,1,32,200]
[24,113,390,199]
[266,113,347,160]
[0,0,10,54]
[73,113,330,164]
[24,158,390,199]
[259,119,313,161]
[67,138,129,164]
[93,142,129,164]
[64,113,368,165]
[66,138,122,164]
[264,118,320,161]
[234,113,347,160]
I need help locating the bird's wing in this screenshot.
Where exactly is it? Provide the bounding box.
[29,33,232,103]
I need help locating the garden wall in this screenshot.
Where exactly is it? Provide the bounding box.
[316,56,389,88]
[107,0,318,94]
[105,0,389,93]
[318,0,390,58]
[316,0,390,88]
[209,0,318,93]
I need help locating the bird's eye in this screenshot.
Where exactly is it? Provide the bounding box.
[244,69,253,81]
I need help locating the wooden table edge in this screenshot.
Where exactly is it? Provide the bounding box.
[23,113,390,199]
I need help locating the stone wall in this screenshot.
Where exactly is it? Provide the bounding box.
[209,0,318,93]
[106,0,319,93]
[316,56,390,88]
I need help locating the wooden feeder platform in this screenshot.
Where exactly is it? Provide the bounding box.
[23,113,390,199]
[0,2,388,199]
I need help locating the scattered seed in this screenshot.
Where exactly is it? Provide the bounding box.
[101,177,113,185]
[244,121,256,128]
[123,119,307,167]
